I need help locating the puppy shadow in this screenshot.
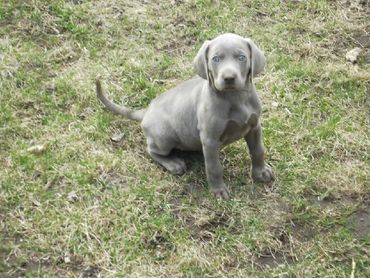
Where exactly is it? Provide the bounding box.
[170,149,208,194]
[171,149,204,167]
[169,149,257,198]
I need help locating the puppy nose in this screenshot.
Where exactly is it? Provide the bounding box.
[224,76,235,84]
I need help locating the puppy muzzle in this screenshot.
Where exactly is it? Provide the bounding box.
[215,72,244,91]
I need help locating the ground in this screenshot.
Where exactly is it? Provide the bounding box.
[0,0,369,277]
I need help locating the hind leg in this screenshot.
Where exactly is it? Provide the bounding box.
[146,138,186,175]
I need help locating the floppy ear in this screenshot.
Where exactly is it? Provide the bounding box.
[193,40,211,79]
[245,38,266,77]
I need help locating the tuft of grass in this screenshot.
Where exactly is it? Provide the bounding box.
[1,0,369,277]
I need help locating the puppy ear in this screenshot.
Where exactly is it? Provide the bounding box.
[245,38,266,77]
[193,40,211,80]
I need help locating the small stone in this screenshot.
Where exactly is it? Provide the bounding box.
[64,256,71,264]
[110,132,124,144]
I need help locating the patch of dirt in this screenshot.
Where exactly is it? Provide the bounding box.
[172,15,196,28]
[348,206,370,240]
[255,250,294,269]
[170,200,240,242]
[0,250,88,278]
[142,232,174,260]
[160,38,191,55]
[80,265,100,278]
[270,208,318,243]
[257,220,310,269]
[180,214,228,241]
[154,13,198,56]
[158,32,197,56]
[15,100,46,117]
[290,222,316,241]
[96,168,136,191]
[340,0,369,11]
[55,255,95,276]
[12,259,51,277]
[307,194,370,240]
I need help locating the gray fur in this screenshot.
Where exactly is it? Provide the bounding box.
[97,33,274,199]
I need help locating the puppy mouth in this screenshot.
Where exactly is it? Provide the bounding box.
[222,86,236,92]
[214,76,246,91]
[224,83,236,88]
[218,82,241,92]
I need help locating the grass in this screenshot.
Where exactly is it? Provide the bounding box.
[1,0,369,276]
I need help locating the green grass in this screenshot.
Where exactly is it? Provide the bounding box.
[1,0,369,277]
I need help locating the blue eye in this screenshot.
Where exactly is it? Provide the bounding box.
[212,56,220,63]
[238,54,246,62]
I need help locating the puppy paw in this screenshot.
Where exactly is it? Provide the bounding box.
[167,158,186,175]
[252,165,274,183]
[211,186,230,200]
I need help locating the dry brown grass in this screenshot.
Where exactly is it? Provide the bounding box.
[1,0,369,277]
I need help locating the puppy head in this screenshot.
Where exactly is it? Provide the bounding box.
[193,33,266,92]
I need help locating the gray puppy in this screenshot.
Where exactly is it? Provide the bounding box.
[97,33,274,199]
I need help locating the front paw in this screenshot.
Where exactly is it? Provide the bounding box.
[211,186,230,200]
[252,165,274,183]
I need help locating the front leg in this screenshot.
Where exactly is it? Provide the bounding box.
[245,124,274,183]
[201,138,229,200]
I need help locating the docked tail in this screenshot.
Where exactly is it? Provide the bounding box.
[96,79,146,122]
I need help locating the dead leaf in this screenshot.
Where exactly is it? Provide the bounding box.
[67,191,78,202]
[27,143,48,154]
[271,101,279,108]
[31,199,41,207]
[345,47,362,63]
[284,107,292,115]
